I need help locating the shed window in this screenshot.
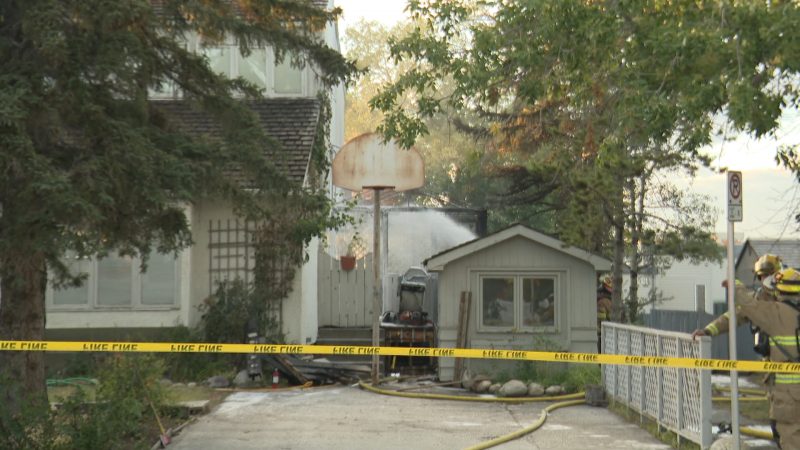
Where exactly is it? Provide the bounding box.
[479,274,558,331]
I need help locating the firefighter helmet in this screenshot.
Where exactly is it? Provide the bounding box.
[754,254,782,277]
[774,267,800,296]
[600,275,613,293]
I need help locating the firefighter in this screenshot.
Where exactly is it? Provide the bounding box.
[692,254,782,339]
[730,267,800,449]
[691,254,784,444]
[597,275,613,353]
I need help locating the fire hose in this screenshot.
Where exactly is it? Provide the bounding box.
[359,381,774,449]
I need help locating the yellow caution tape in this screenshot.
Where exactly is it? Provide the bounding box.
[1,340,799,374]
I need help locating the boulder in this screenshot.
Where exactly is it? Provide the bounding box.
[187,382,198,388]
[233,369,254,387]
[488,383,502,394]
[461,369,475,390]
[545,385,564,396]
[207,375,230,388]
[527,382,545,397]
[469,375,492,392]
[498,379,528,397]
[474,380,492,393]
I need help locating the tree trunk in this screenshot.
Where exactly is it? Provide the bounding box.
[612,219,625,322]
[627,178,640,323]
[0,252,49,416]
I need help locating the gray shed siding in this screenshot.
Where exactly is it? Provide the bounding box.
[435,236,598,381]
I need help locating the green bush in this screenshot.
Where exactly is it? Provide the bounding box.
[200,279,284,344]
[160,326,233,382]
[0,397,57,450]
[1,354,168,450]
[56,353,168,449]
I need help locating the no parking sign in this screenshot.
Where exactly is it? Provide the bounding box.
[727,171,742,222]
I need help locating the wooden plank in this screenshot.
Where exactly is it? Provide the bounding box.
[452,292,467,381]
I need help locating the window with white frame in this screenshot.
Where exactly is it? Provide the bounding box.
[49,251,179,309]
[479,273,558,331]
[200,43,305,96]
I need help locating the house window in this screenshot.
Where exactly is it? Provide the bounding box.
[274,52,303,94]
[48,251,179,310]
[52,253,91,306]
[695,284,706,312]
[199,43,306,96]
[479,273,559,331]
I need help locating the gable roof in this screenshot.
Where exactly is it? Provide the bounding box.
[736,238,800,269]
[154,98,321,185]
[424,223,612,272]
[152,0,330,15]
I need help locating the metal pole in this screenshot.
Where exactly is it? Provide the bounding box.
[727,219,740,449]
[371,189,382,385]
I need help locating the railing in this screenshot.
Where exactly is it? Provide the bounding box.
[602,322,713,449]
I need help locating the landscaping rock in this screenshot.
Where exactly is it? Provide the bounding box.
[545,385,564,396]
[187,382,197,388]
[233,369,253,387]
[469,375,491,392]
[474,380,492,394]
[488,383,501,394]
[527,382,545,397]
[498,379,528,397]
[461,369,474,390]
[207,375,230,388]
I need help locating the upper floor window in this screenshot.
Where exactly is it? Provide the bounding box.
[479,273,558,332]
[201,43,305,96]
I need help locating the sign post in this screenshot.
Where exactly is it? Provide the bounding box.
[332,133,424,385]
[726,170,742,449]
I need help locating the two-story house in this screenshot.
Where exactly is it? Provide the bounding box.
[44,0,345,346]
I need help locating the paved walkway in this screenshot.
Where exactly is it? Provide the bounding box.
[169,385,671,449]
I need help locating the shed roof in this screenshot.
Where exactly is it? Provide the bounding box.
[154,98,320,185]
[736,238,800,269]
[424,223,612,272]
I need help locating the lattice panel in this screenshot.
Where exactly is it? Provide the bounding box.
[681,339,704,435]
[630,331,644,412]
[601,322,711,448]
[617,330,630,401]
[661,337,680,428]
[643,334,660,418]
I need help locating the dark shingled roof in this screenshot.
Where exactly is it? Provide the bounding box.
[151,0,330,15]
[154,98,321,185]
[742,238,800,269]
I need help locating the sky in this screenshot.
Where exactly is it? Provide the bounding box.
[333,0,800,240]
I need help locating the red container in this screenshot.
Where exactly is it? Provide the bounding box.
[340,255,356,271]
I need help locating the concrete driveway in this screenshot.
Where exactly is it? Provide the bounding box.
[168,385,671,449]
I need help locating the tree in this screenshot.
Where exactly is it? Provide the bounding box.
[345,18,554,232]
[371,0,800,320]
[0,0,355,416]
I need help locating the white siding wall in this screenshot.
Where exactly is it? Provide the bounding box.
[434,236,598,380]
[190,198,310,344]
[645,259,727,314]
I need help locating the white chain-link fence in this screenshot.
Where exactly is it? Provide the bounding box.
[602,322,713,449]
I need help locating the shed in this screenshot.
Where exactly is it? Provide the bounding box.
[424,224,612,381]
